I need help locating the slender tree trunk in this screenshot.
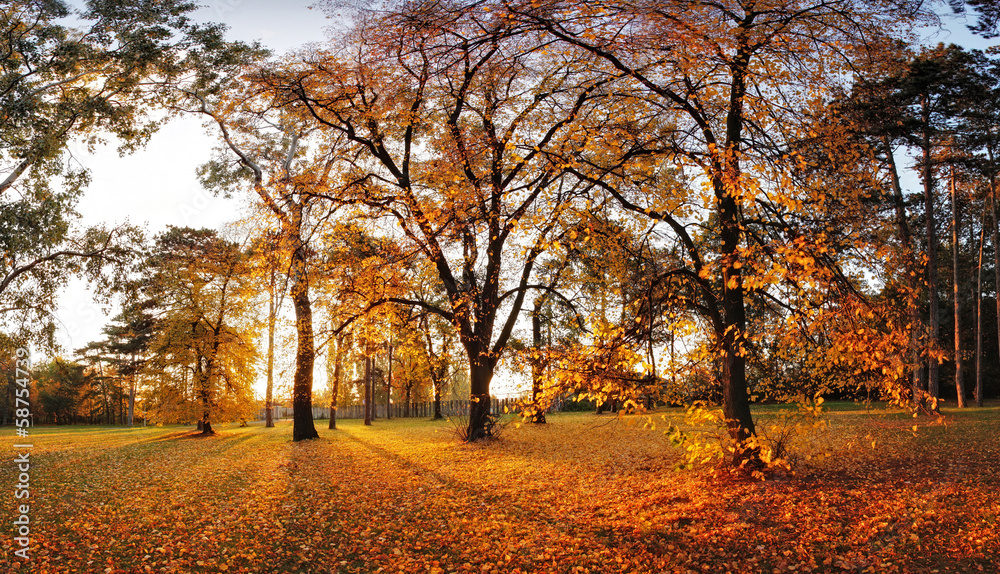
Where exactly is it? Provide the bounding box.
[265,268,277,428]
[329,333,341,430]
[290,239,319,441]
[433,372,443,420]
[951,163,965,407]
[404,384,411,417]
[364,354,372,426]
[921,101,940,408]
[991,149,1000,408]
[977,212,985,407]
[127,360,136,427]
[386,340,393,420]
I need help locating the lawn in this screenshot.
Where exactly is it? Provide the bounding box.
[1,404,999,573]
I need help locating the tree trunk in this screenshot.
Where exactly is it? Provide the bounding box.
[127,374,136,427]
[364,355,373,426]
[921,100,940,408]
[976,212,985,407]
[991,150,999,408]
[386,341,393,420]
[433,370,443,420]
[290,242,319,442]
[404,384,411,417]
[265,268,277,428]
[466,358,493,441]
[718,185,756,454]
[950,163,965,408]
[198,356,215,435]
[329,334,341,430]
[715,36,757,466]
[200,383,213,434]
[530,301,546,424]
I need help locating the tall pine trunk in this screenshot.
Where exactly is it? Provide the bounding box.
[991,150,999,408]
[976,213,985,408]
[921,100,940,408]
[127,374,136,427]
[951,163,965,408]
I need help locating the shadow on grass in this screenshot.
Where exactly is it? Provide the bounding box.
[338,428,459,489]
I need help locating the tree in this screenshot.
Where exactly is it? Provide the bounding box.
[144,227,258,433]
[101,301,156,426]
[273,3,605,440]
[492,0,933,462]
[0,0,213,345]
[171,38,345,440]
[33,358,91,424]
[959,50,1000,407]
[248,228,288,428]
[952,0,1000,36]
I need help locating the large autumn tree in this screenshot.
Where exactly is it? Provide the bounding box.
[465,0,933,462]
[271,5,605,440]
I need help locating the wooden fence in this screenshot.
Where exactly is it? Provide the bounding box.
[257,397,524,422]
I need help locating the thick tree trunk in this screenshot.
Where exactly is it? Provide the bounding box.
[466,358,493,441]
[718,185,756,457]
[290,245,319,442]
[530,302,546,424]
[921,103,940,408]
[200,386,213,435]
[715,36,757,466]
[951,164,965,407]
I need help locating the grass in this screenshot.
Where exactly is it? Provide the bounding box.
[0,403,998,573]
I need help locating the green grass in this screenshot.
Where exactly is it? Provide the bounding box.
[1,404,998,573]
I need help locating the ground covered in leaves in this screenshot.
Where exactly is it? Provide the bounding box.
[1,403,999,573]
